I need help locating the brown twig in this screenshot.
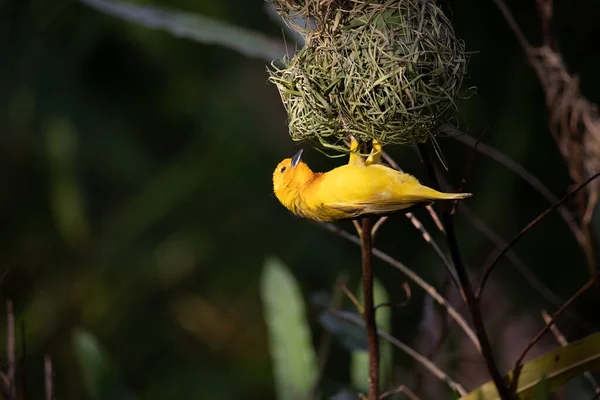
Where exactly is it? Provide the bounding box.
[341,283,364,315]
[319,222,481,351]
[536,0,554,48]
[452,127,487,215]
[329,309,467,396]
[45,355,54,400]
[405,211,461,293]
[0,373,10,400]
[417,143,512,399]
[371,216,388,239]
[490,0,532,52]
[459,203,595,331]
[478,171,600,298]
[353,220,363,237]
[510,278,596,391]
[360,217,379,400]
[373,282,411,311]
[436,168,595,332]
[431,151,594,328]
[379,384,421,400]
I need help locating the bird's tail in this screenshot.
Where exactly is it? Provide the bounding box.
[409,186,472,201]
[432,191,472,200]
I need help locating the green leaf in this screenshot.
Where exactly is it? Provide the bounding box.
[350,278,393,392]
[261,257,318,400]
[80,0,286,61]
[534,375,549,400]
[73,329,136,400]
[460,331,600,400]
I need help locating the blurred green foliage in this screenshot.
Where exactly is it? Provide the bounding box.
[261,257,317,400]
[2,0,600,398]
[74,329,136,400]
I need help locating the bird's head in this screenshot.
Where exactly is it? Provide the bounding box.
[273,149,313,202]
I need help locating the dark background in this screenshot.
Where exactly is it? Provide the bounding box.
[2,0,600,398]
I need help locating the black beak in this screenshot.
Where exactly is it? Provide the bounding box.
[291,149,303,167]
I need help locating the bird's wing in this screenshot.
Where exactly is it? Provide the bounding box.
[328,200,432,217]
[326,203,364,218]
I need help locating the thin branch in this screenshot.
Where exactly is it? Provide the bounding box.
[341,283,364,314]
[405,211,461,293]
[460,203,596,331]
[353,220,363,236]
[373,282,411,311]
[490,0,532,53]
[535,0,554,48]
[373,301,409,311]
[510,278,596,391]
[432,149,590,325]
[45,355,54,400]
[434,167,594,329]
[330,309,467,397]
[0,373,10,400]
[452,128,487,215]
[319,222,481,352]
[478,171,600,298]
[541,310,600,394]
[380,384,421,400]
[451,131,584,247]
[371,216,388,239]
[360,217,379,400]
[418,143,512,400]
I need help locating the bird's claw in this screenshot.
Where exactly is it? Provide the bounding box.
[347,136,382,166]
[365,139,382,165]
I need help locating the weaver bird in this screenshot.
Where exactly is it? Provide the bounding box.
[273,140,471,222]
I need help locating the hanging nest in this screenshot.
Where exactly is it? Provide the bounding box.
[268,0,468,152]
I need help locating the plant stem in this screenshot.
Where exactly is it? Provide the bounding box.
[417,143,513,400]
[320,221,481,351]
[331,310,467,397]
[361,217,379,400]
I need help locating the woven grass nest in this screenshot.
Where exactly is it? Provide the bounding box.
[269,0,468,152]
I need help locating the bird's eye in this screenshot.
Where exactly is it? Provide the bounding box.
[280,166,287,173]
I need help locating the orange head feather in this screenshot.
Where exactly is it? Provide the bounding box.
[273,149,314,212]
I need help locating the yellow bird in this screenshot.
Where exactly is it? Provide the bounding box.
[272,140,471,222]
